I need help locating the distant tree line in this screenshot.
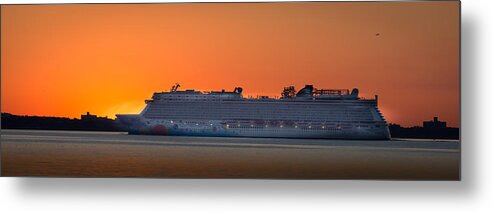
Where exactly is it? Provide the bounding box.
[1,113,459,139]
[388,124,459,139]
[1,113,124,132]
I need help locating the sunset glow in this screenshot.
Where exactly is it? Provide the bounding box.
[1,2,459,127]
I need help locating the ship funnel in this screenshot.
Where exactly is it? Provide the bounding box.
[351,88,359,97]
[233,87,243,93]
[296,85,314,97]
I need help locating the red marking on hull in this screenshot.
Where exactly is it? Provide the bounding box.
[151,125,168,134]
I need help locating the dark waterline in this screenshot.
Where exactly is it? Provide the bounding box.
[1,129,460,180]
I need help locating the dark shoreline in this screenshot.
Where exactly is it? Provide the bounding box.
[1,112,460,140]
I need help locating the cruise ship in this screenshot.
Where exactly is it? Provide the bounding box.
[116,84,391,140]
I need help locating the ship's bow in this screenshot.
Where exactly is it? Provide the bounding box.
[115,114,148,134]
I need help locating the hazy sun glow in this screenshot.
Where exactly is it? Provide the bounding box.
[1,2,459,127]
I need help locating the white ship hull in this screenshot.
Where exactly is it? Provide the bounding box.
[117,115,391,140]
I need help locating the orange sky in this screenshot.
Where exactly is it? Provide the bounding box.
[1,2,459,127]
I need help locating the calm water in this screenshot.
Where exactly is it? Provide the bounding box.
[1,129,460,179]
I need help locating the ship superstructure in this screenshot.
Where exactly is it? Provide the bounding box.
[117,84,391,139]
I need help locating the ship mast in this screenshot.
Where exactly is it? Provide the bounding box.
[170,83,180,92]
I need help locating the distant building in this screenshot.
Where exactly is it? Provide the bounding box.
[423,117,447,129]
[81,112,110,121]
[81,112,97,121]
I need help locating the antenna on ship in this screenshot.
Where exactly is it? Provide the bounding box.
[170,83,180,92]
